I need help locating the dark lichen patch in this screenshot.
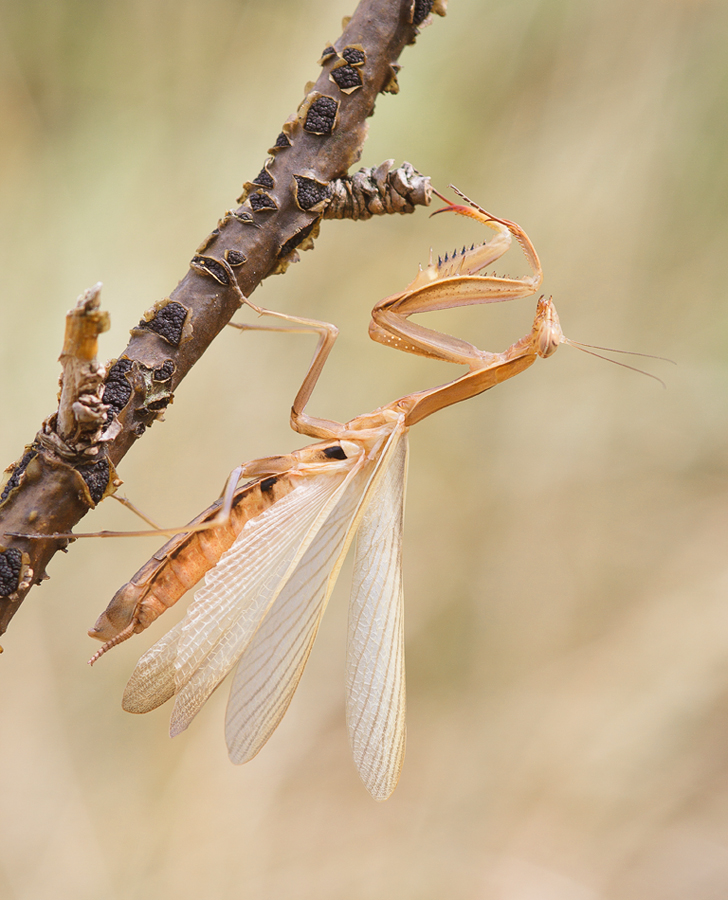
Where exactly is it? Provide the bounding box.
[248,192,278,212]
[330,62,363,93]
[232,210,256,226]
[103,359,134,419]
[225,249,247,266]
[412,0,434,25]
[190,256,230,285]
[278,219,319,259]
[342,46,366,66]
[136,301,189,346]
[319,45,337,64]
[260,476,277,492]
[76,458,110,506]
[0,449,38,505]
[251,166,274,189]
[270,131,292,152]
[239,162,277,204]
[132,361,175,422]
[293,175,331,211]
[323,445,347,460]
[145,396,171,413]
[303,96,339,135]
[0,548,23,597]
[152,360,175,383]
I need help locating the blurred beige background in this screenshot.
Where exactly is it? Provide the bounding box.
[1,0,728,897]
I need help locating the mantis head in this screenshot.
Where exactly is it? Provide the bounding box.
[533,296,563,359]
[531,295,672,386]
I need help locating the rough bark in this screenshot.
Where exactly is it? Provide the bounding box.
[0,0,446,637]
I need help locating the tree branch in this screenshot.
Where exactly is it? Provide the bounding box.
[0,0,446,637]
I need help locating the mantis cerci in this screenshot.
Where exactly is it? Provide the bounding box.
[56,191,573,799]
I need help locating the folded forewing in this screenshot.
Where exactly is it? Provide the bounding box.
[120,461,356,728]
[224,457,376,763]
[168,460,369,735]
[346,429,409,800]
[225,420,409,766]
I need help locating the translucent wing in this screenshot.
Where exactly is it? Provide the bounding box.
[122,461,358,725]
[122,619,182,713]
[224,460,372,762]
[224,420,408,765]
[346,429,409,800]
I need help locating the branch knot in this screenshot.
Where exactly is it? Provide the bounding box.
[324,160,431,220]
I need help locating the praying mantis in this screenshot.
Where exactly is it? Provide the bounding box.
[87,190,568,799]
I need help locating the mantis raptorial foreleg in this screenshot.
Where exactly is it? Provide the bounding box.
[368,188,543,366]
[363,189,553,425]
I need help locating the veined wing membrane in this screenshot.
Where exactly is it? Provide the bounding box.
[346,430,408,800]
[225,421,409,765]
[122,460,358,726]
[224,459,372,762]
[123,620,182,713]
[170,461,369,735]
